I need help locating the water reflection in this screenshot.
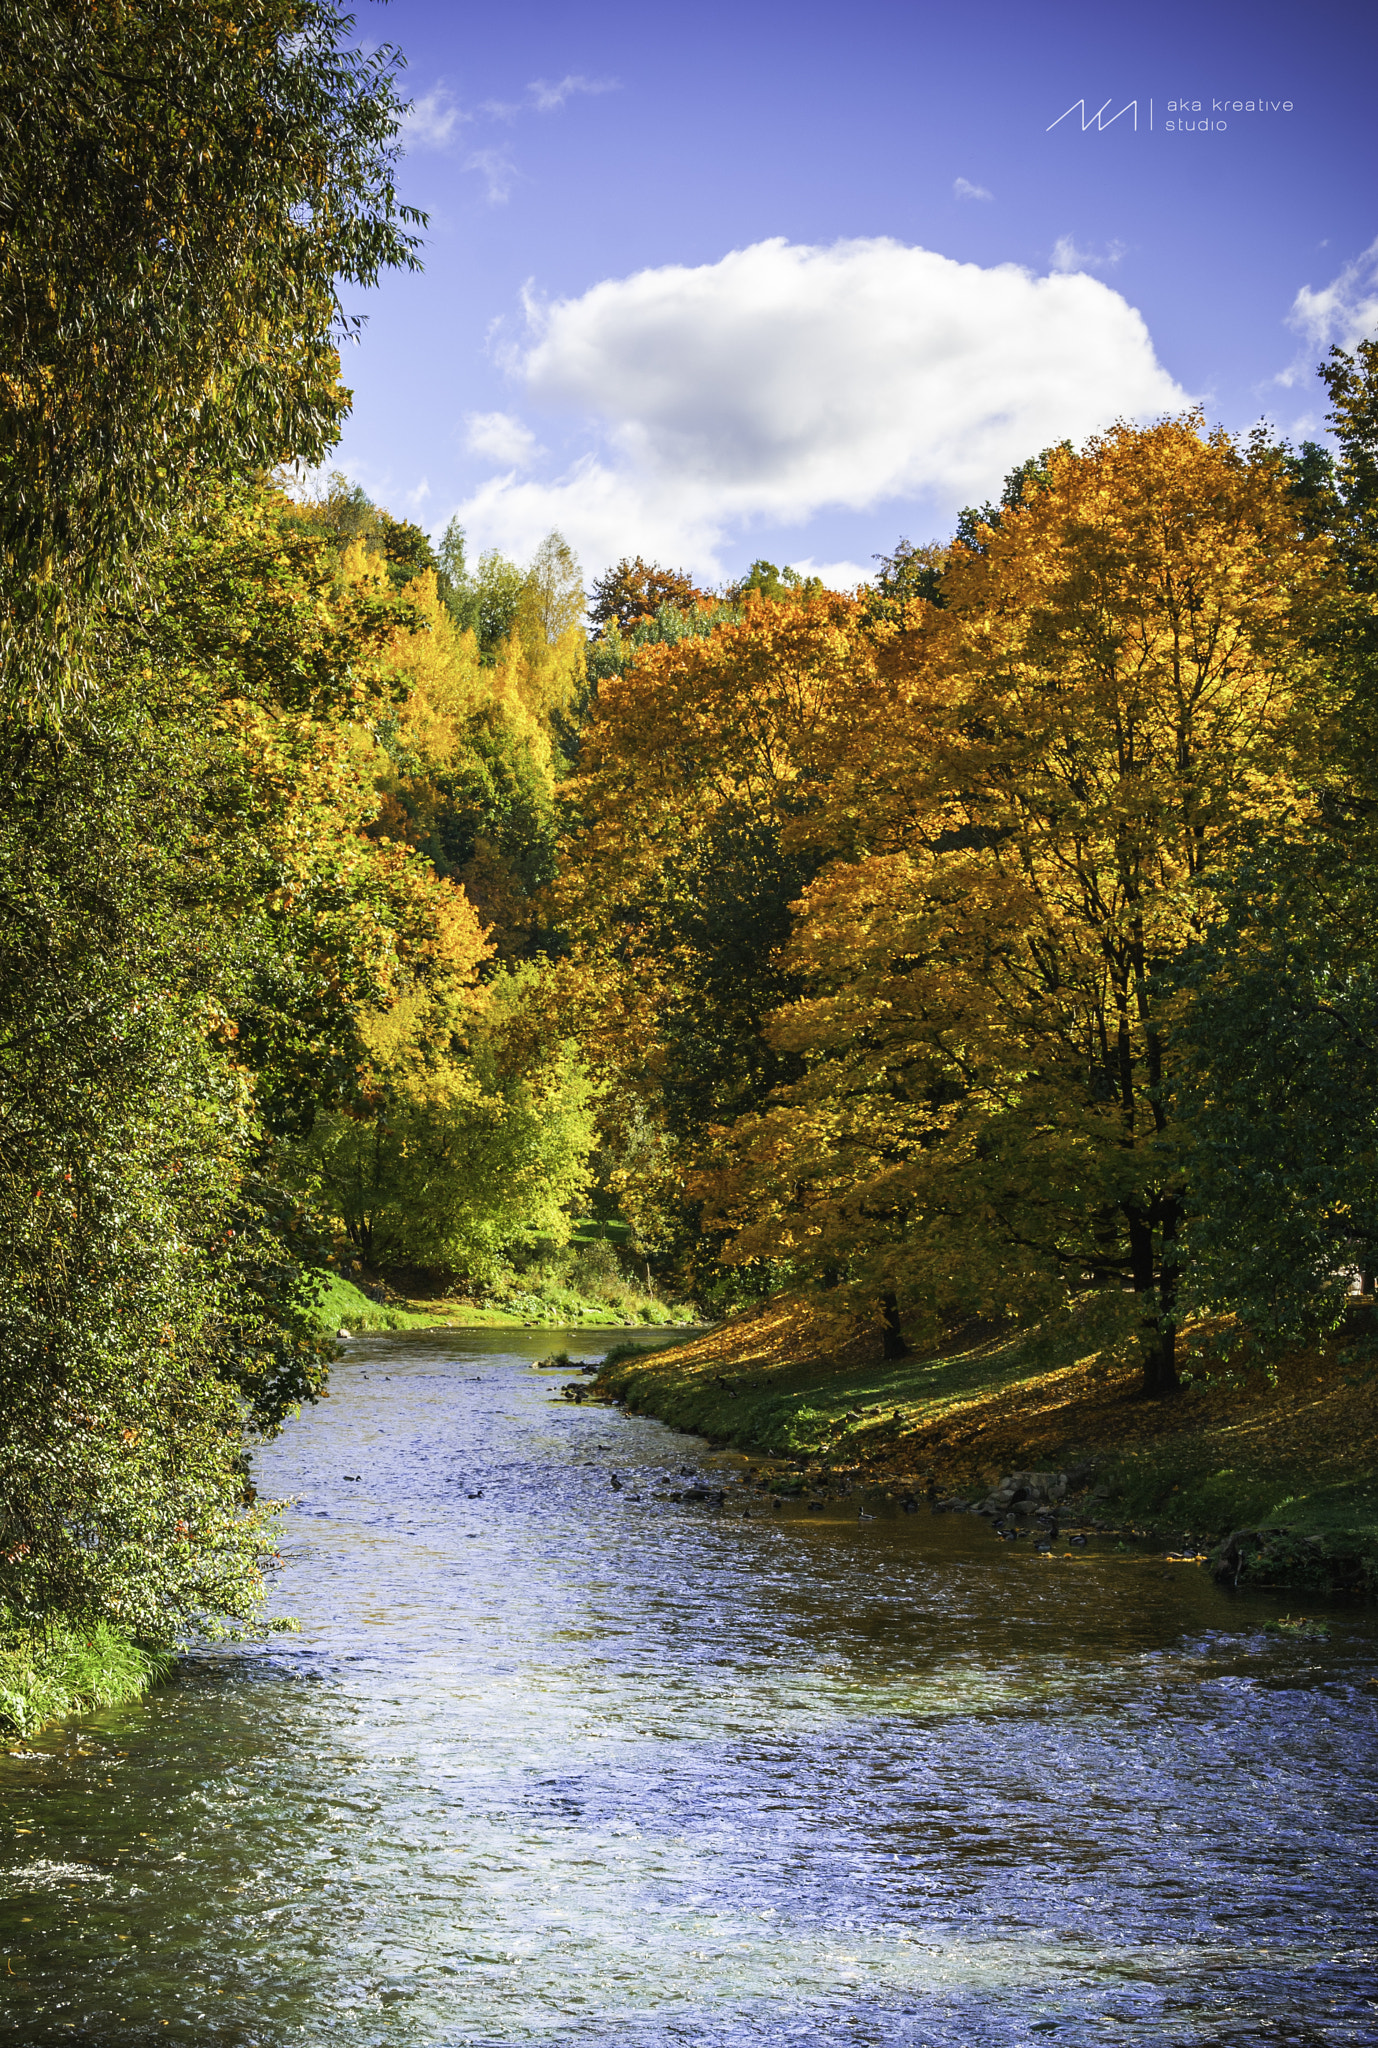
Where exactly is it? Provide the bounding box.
[2,1327,1376,2046]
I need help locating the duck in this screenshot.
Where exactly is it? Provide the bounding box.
[609,1474,624,1491]
[1068,1531,1088,1548]
[858,1509,875,1523]
[995,1524,1020,1541]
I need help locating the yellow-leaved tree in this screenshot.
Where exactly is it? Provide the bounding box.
[560,591,874,1281]
[301,963,596,1285]
[273,552,597,1285]
[368,541,585,958]
[711,420,1335,1392]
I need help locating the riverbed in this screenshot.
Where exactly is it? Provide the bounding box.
[2,1327,1376,2045]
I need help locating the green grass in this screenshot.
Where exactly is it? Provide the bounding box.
[1100,1446,1378,1534]
[596,1310,1378,1594]
[493,1241,699,1329]
[0,1620,177,1738]
[495,1281,696,1329]
[306,1268,700,1336]
[597,1328,1035,1460]
[305,1272,467,1334]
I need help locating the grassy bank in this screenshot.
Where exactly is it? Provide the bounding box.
[0,1621,178,1740]
[309,1267,699,1337]
[593,1299,1378,1594]
[307,1272,474,1334]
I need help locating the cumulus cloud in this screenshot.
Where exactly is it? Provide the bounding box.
[446,235,1189,577]
[1051,234,1127,273]
[465,411,541,468]
[1288,238,1378,354]
[402,85,465,150]
[953,177,993,201]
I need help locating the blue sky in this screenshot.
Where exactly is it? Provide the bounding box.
[327,0,1378,588]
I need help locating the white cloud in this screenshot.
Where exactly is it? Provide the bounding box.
[402,86,465,150]
[446,235,1190,577]
[528,74,618,112]
[1288,238,1378,354]
[953,177,993,201]
[791,556,876,591]
[465,411,541,468]
[1051,234,1127,274]
[464,147,519,203]
[483,76,620,120]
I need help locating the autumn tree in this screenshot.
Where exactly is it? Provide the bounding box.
[588,556,703,636]
[522,532,586,645]
[863,539,947,626]
[562,592,873,1285]
[713,420,1333,1393]
[726,560,824,604]
[299,474,441,590]
[301,966,595,1283]
[363,533,584,955]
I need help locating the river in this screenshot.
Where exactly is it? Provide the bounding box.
[2,1327,1376,2046]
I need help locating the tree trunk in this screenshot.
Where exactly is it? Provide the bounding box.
[1127,1202,1179,1397]
[1141,1315,1178,1396]
[881,1291,910,1361]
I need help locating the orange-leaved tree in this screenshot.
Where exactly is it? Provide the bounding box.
[559,590,875,1280]
[711,419,1335,1392]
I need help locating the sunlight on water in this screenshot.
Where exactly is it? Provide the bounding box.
[2,1327,1376,2046]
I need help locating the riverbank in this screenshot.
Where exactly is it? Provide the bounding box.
[592,1298,1378,1594]
[309,1271,697,1337]
[0,1622,177,1741]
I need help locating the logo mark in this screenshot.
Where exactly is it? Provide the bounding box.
[1047,98,1139,132]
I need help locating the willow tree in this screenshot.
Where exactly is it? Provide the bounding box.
[0,0,427,1643]
[715,420,1335,1393]
[0,0,420,702]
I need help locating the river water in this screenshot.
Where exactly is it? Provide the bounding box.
[2,1328,1376,2047]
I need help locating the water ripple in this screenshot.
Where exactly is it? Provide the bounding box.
[2,1327,1375,2046]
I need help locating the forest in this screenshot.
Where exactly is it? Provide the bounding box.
[4,0,1378,1700]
